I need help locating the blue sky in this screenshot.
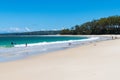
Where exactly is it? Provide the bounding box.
[0,0,120,33]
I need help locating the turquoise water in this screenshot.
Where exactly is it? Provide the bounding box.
[0,36,102,62]
[0,35,87,48]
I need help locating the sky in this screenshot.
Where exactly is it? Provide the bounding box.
[0,0,120,33]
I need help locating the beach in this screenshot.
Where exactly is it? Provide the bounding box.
[0,35,120,80]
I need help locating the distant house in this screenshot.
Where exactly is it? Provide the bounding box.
[107,25,120,28]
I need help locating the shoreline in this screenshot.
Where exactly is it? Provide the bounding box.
[0,35,120,80]
[0,35,111,62]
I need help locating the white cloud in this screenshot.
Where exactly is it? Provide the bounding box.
[25,27,31,32]
[9,27,21,32]
[0,27,32,33]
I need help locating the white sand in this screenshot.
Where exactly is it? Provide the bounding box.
[0,35,120,80]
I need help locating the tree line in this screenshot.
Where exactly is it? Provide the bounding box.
[60,16,120,35]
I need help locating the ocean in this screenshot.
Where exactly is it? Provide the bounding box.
[0,35,87,48]
[0,35,101,62]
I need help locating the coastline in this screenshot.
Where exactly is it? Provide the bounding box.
[0,35,120,80]
[0,35,110,62]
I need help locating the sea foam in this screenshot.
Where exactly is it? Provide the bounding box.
[14,37,99,47]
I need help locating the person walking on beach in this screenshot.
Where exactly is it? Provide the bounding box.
[25,43,27,47]
[68,43,71,46]
[112,36,113,40]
